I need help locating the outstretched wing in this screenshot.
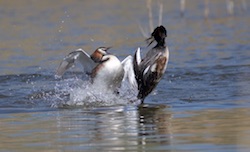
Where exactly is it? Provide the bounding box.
[133,47,142,83]
[55,48,97,78]
[121,55,138,90]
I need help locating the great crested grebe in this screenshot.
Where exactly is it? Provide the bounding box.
[56,47,125,91]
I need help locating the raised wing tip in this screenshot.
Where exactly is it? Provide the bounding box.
[55,67,65,79]
[135,47,141,65]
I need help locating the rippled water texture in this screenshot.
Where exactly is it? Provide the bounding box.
[1,0,250,151]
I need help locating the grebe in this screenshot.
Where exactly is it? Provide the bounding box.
[56,47,125,92]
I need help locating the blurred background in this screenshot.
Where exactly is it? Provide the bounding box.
[0,0,250,151]
[1,0,249,75]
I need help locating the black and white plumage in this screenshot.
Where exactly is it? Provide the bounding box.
[133,25,169,103]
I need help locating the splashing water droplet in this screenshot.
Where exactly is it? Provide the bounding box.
[52,77,140,108]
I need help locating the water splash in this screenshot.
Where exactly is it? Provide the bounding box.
[52,77,140,108]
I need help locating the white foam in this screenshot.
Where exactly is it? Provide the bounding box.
[53,77,140,107]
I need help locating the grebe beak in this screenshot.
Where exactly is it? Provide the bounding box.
[104,46,112,53]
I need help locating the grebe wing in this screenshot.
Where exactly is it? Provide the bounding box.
[121,55,138,89]
[55,48,97,78]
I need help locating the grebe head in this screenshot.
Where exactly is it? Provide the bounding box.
[91,47,111,62]
[146,25,167,46]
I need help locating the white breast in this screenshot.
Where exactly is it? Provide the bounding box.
[93,55,124,91]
